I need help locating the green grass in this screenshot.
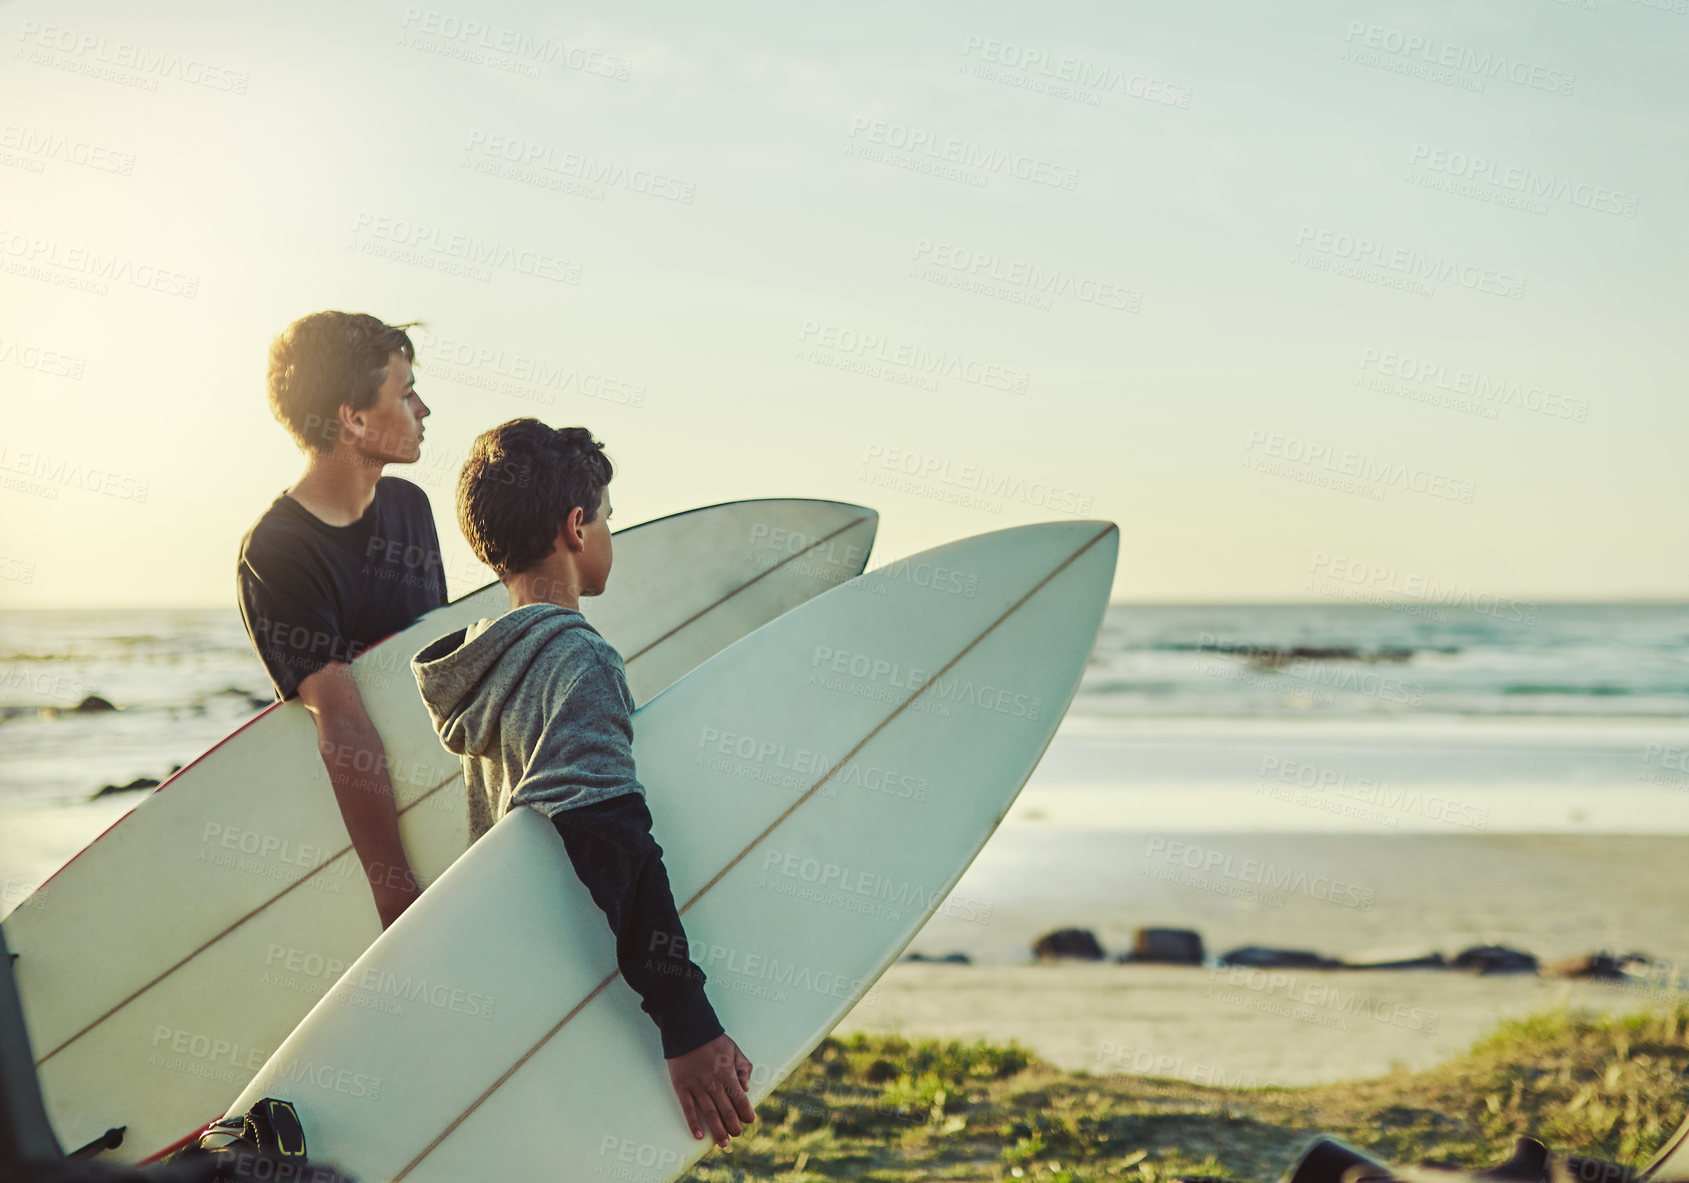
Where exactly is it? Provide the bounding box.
[681,1003,1689,1183]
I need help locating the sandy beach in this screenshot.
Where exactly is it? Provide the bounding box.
[837,964,1674,1087]
[815,826,1689,1087]
[902,828,1689,969]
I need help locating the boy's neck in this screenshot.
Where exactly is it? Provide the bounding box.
[287,449,385,527]
[508,566,582,614]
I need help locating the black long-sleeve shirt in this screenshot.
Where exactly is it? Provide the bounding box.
[547,794,723,1058]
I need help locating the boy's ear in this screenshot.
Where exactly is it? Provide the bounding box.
[560,507,586,551]
[335,402,364,445]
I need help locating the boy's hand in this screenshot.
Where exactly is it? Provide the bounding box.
[666,1034,755,1148]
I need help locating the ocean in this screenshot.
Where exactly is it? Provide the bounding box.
[2,602,1688,905]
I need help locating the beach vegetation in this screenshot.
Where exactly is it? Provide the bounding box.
[682,1002,1689,1182]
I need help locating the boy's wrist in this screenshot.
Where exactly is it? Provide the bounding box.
[652,987,724,1060]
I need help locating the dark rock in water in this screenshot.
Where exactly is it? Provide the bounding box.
[1227,644,1417,670]
[1218,946,1343,970]
[1033,928,1105,961]
[1131,927,1204,965]
[1452,944,1538,975]
[74,695,117,712]
[1546,951,1638,981]
[941,952,971,964]
[1345,952,1447,971]
[90,776,160,799]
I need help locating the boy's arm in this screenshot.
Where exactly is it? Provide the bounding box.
[238,552,420,929]
[524,650,756,1145]
[297,662,421,929]
[546,795,720,1054]
[547,796,755,1147]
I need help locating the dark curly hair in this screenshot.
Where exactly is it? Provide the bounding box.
[458,420,614,578]
[267,312,418,453]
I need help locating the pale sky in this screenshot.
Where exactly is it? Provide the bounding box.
[1,0,1684,607]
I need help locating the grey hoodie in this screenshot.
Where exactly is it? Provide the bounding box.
[410,601,725,1058]
[412,603,642,844]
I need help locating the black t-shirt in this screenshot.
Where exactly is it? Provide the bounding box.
[237,476,448,700]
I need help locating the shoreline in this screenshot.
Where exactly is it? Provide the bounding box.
[903,830,1689,969]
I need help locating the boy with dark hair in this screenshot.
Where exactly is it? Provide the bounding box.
[236,311,445,929]
[410,419,757,1148]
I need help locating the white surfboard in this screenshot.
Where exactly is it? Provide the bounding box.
[2,498,877,1163]
[222,520,1117,1183]
[1646,1112,1689,1182]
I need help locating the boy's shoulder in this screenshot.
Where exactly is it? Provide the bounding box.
[376,474,431,507]
[499,606,625,680]
[547,617,626,679]
[534,617,631,715]
[237,491,307,568]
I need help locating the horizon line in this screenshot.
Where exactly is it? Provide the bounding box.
[4,598,1689,612]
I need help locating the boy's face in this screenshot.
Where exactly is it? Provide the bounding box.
[346,351,429,463]
[580,489,614,596]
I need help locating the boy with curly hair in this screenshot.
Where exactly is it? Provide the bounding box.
[411,419,757,1149]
